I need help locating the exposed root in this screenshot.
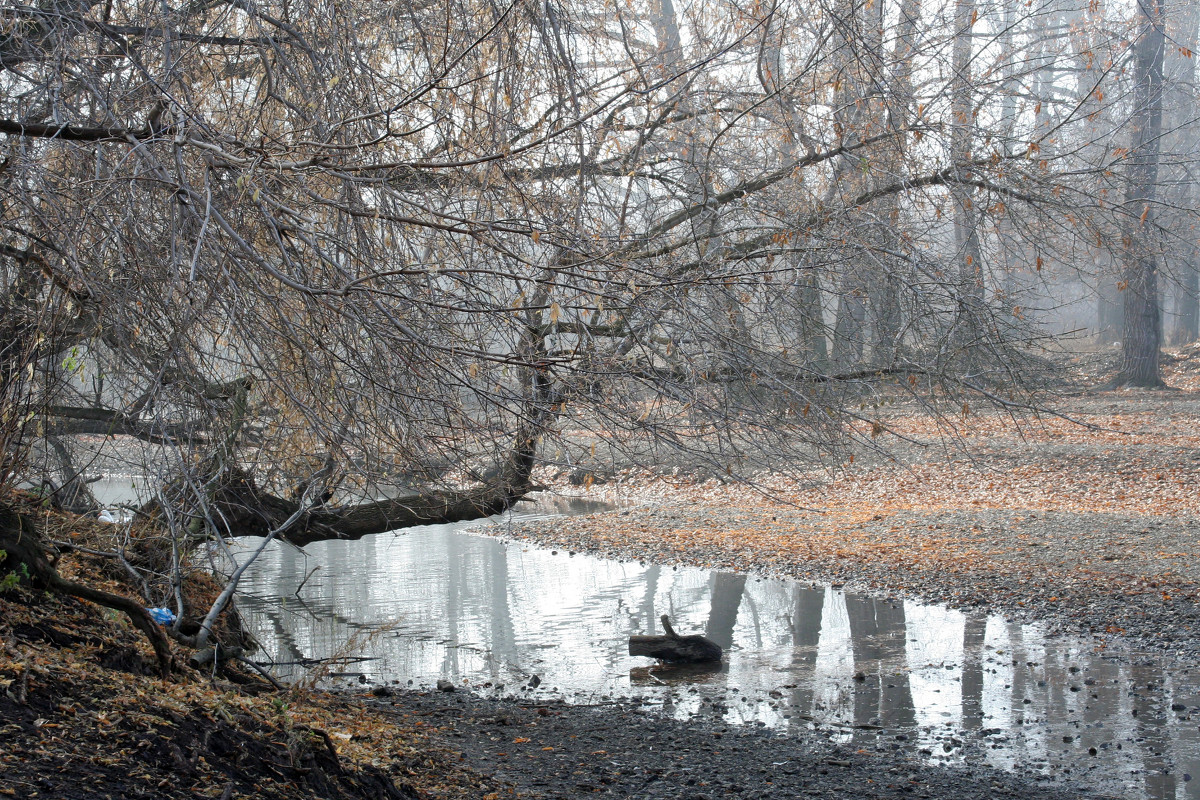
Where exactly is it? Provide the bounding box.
[0,502,172,677]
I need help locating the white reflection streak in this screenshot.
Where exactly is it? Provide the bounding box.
[814,589,853,729]
[904,602,965,751]
[982,617,1016,771]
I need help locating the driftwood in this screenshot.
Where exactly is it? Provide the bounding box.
[188,644,245,670]
[628,615,723,663]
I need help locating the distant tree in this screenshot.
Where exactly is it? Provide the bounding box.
[1165,1,1200,346]
[1112,0,1167,387]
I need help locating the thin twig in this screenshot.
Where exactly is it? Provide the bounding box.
[294,565,321,597]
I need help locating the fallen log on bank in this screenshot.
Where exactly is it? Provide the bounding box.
[628,615,723,663]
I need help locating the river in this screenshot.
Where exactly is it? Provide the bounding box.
[226,495,1200,799]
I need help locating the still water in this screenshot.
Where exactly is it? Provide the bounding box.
[234,497,1200,799]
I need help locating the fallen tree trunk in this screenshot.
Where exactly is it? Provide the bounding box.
[145,424,542,547]
[128,329,558,548]
[629,615,723,663]
[137,354,552,547]
[205,468,536,547]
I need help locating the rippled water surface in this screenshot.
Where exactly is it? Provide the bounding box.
[234,498,1200,799]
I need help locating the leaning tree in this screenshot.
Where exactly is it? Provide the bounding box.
[1,0,1185,667]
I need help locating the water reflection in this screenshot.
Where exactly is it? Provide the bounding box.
[234,505,1200,800]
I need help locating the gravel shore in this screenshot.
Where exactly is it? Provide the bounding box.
[370,690,1098,800]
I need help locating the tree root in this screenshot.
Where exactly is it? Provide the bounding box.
[1,503,172,677]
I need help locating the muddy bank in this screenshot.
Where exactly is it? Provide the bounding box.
[0,586,488,800]
[371,689,1097,800]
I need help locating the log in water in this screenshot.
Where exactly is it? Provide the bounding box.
[628,614,723,663]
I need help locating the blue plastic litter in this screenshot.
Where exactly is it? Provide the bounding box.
[147,607,176,626]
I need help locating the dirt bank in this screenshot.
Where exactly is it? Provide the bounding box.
[0,583,489,799]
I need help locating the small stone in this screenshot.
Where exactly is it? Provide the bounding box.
[437,679,456,692]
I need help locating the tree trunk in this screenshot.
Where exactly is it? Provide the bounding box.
[798,266,829,367]
[950,0,985,355]
[757,20,829,370]
[198,426,540,546]
[1166,4,1200,347]
[174,346,551,547]
[1113,0,1166,387]
[872,0,921,365]
[1098,273,1124,343]
[827,0,873,371]
[991,0,1022,313]
[832,286,866,369]
[1173,257,1200,344]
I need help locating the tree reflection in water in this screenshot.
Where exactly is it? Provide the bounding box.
[233,510,1200,800]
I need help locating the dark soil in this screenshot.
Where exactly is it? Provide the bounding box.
[1,676,411,800]
[369,690,1096,800]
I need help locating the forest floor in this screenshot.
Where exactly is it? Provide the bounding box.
[2,344,1198,800]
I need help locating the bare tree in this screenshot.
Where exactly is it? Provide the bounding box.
[1166,1,1200,346]
[1112,0,1167,387]
[2,0,1196,665]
